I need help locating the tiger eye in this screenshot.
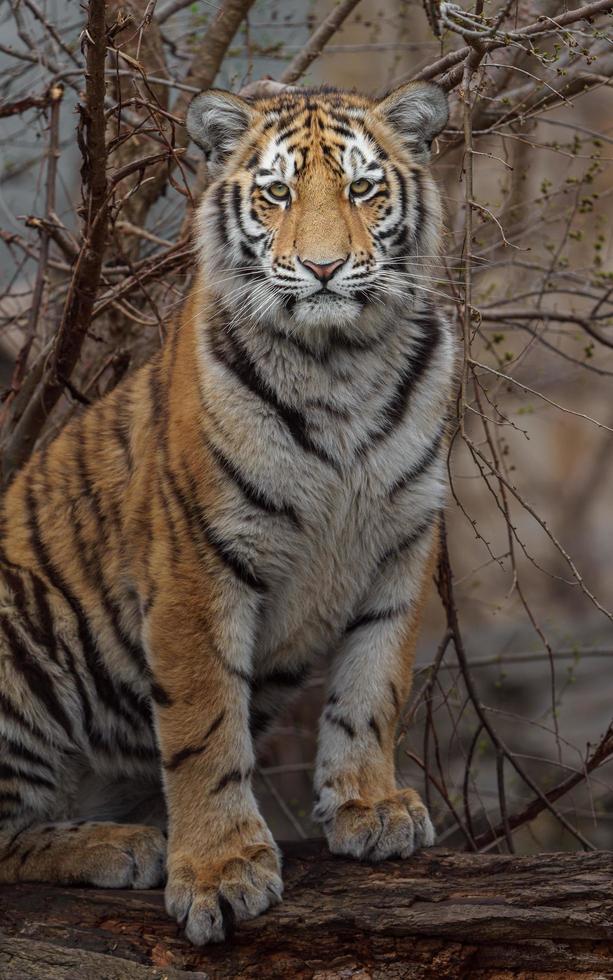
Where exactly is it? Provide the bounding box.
[267,182,290,200]
[350,178,373,197]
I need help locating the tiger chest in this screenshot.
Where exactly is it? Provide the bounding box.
[253,457,418,662]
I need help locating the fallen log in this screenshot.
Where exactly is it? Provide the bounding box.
[1,841,612,978]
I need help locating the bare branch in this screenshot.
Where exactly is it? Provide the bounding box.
[279,0,363,85]
[1,0,109,479]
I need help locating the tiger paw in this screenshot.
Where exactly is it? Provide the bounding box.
[165,838,283,945]
[320,787,435,862]
[84,823,167,888]
[48,822,166,888]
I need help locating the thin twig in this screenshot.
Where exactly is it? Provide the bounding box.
[280,0,362,85]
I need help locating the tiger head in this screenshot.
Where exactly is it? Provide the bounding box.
[187,83,448,342]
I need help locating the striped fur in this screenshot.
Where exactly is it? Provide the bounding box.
[0,83,455,944]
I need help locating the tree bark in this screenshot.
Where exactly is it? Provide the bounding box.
[1,842,612,978]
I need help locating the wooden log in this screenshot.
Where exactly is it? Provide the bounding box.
[1,841,612,978]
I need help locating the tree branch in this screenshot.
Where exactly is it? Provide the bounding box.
[279,0,363,85]
[1,0,109,480]
[410,0,613,90]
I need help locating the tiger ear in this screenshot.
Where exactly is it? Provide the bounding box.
[186,89,254,169]
[375,81,448,163]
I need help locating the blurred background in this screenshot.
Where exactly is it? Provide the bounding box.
[1,0,612,853]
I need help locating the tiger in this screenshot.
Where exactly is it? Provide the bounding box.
[0,80,455,945]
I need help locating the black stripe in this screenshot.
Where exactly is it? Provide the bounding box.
[180,459,267,591]
[110,619,150,680]
[325,710,356,739]
[3,566,27,613]
[75,424,107,538]
[392,164,408,220]
[168,459,267,593]
[212,768,244,794]
[71,450,152,684]
[26,486,144,732]
[202,518,267,592]
[112,394,133,471]
[0,693,49,747]
[378,513,437,568]
[212,323,341,475]
[207,440,301,529]
[1,564,59,666]
[327,324,382,353]
[327,107,362,126]
[231,182,265,243]
[345,607,405,634]
[162,462,212,564]
[374,166,407,242]
[0,762,55,790]
[388,426,445,498]
[151,681,173,707]
[326,122,354,139]
[6,739,54,774]
[374,217,403,242]
[164,711,226,772]
[275,124,301,142]
[409,169,425,248]
[63,469,152,716]
[214,182,229,249]
[320,144,345,177]
[249,205,266,231]
[366,314,440,446]
[389,225,409,252]
[89,727,158,762]
[58,639,94,739]
[29,571,60,664]
[369,716,382,746]
[0,791,22,805]
[304,398,350,422]
[0,616,74,745]
[116,681,152,726]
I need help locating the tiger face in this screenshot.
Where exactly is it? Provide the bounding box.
[187,83,448,340]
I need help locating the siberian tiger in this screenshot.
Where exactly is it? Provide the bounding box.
[0,81,455,944]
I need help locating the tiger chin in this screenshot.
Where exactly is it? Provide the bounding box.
[0,80,455,946]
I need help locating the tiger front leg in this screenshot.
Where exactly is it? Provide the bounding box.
[147,580,282,946]
[314,524,438,862]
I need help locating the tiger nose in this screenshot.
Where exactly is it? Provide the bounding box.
[298,256,347,283]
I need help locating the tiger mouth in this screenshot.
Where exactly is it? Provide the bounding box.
[305,292,342,301]
[282,289,371,319]
[302,290,368,304]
